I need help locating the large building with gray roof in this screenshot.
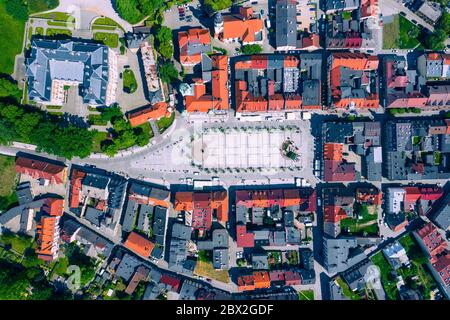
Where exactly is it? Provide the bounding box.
[26,39,118,106]
[275,0,299,51]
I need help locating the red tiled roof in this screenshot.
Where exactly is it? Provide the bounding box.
[16,156,66,184]
[323,160,356,182]
[236,224,254,248]
[42,198,64,216]
[160,274,182,292]
[416,222,447,259]
[69,169,86,208]
[432,255,450,286]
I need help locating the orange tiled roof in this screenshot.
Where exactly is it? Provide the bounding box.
[185,55,229,113]
[42,198,64,216]
[253,271,271,289]
[174,192,194,211]
[16,156,66,184]
[36,215,59,261]
[324,143,343,161]
[178,28,211,66]
[128,102,169,127]
[124,232,155,258]
[221,16,263,43]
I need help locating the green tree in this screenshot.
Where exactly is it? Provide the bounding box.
[0,78,22,102]
[155,26,174,60]
[115,0,144,24]
[240,44,263,55]
[159,62,179,84]
[203,0,232,12]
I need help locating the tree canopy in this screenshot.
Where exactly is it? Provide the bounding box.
[240,44,263,55]
[159,62,179,84]
[203,0,232,12]
[115,0,164,24]
[155,26,174,60]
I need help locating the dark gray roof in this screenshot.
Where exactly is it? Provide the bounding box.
[286,227,301,245]
[26,39,110,105]
[270,230,286,246]
[252,253,269,270]
[213,248,229,269]
[168,223,192,274]
[275,0,298,50]
[84,207,104,227]
[115,253,141,282]
[152,206,168,246]
[122,199,138,233]
[323,237,366,274]
[432,193,450,230]
[16,182,33,205]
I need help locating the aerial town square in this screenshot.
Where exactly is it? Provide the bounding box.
[0,0,450,303]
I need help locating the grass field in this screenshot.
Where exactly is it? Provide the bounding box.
[371,251,399,300]
[46,28,72,37]
[123,69,138,93]
[92,17,125,32]
[156,112,175,133]
[335,277,361,300]
[32,12,72,21]
[92,131,109,153]
[93,32,119,48]
[0,233,34,255]
[298,290,314,300]
[88,114,108,126]
[0,155,18,211]
[0,1,27,74]
[340,204,379,236]
[383,14,420,49]
[194,260,230,283]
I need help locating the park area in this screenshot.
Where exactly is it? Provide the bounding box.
[340,204,379,236]
[371,233,439,300]
[383,14,421,49]
[94,32,119,48]
[123,69,138,94]
[0,155,18,211]
[156,112,175,133]
[194,250,230,283]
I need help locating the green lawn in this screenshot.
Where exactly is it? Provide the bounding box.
[0,233,34,255]
[93,32,119,48]
[0,0,27,74]
[122,69,138,93]
[0,155,18,211]
[398,234,438,299]
[156,112,175,133]
[298,290,314,300]
[92,17,124,32]
[32,12,72,21]
[371,252,399,300]
[340,204,379,236]
[35,27,44,36]
[342,11,352,20]
[383,14,420,49]
[88,114,108,126]
[47,20,69,27]
[92,131,109,153]
[46,28,72,37]
[336,277,361,300]
[136,122,154,139]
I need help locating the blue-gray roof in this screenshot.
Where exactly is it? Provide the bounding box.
[26,39,110,105]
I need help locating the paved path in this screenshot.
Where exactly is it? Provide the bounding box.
[46,0,133,32]
[379,0,435,32]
